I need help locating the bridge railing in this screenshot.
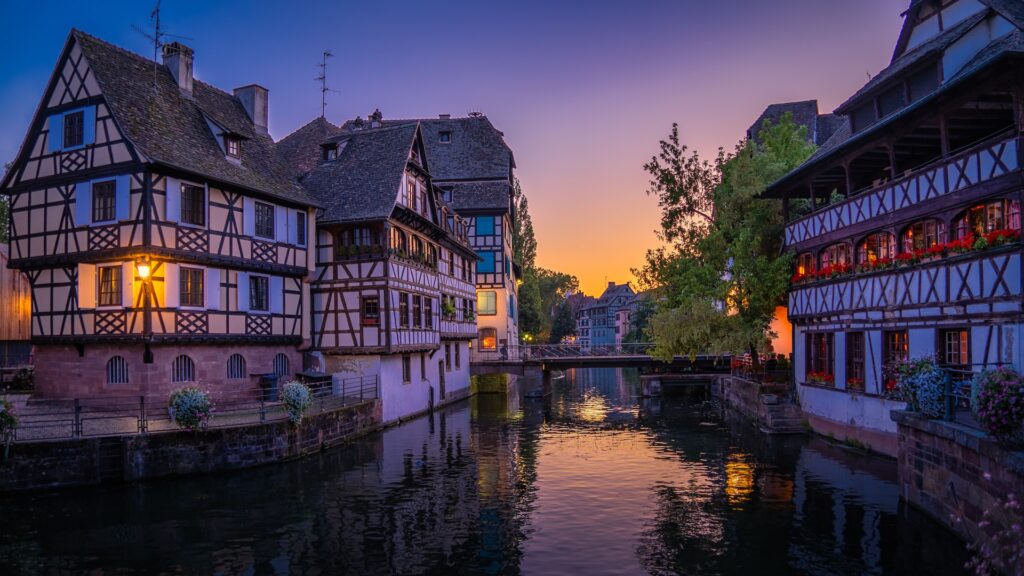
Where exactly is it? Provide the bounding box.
[471,343,659,363]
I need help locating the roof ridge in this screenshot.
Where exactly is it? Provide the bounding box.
[277,116,340,144]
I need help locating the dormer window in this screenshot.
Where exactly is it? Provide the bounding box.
[64,111,85,148]
[225,137,240,158]
[439,131,452,144]
[323,144,339,161]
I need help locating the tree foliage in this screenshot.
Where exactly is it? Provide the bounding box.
[639,113,815,362]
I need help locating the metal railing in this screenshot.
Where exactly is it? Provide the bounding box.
[730,355,792,385]
[939,364,991,429]
[5,375,378,444]
[471,343,657,362]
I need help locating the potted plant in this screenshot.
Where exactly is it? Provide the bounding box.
[807,371,834,385]
[168,386,213,431]
[896,357,949,418]
[971,366,1024,442]
[282,381,313,426]
[442,299,457,320]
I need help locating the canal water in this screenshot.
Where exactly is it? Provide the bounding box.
[0,368,969,576]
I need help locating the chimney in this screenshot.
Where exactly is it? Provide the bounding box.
[608,281,615,289]
[439,113,451,120]
[161,42,194,96]
[352,116,365,130]
[369,108,383,128]
[234,84,269,135]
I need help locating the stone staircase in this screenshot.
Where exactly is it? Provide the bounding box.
[759,394,806,435]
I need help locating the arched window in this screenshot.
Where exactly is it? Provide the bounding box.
[412,236,424,257]
[796,253,815,275]
[857,231,895,263]
[479,328,498,351]
[273,353,290,377]
[903,219,946,252]
[172,355,195,383]
[819,243,851,269]
[227,354,246,380]
[955,199,1022,239]
[106,356,128,384]
[391,228,408,253]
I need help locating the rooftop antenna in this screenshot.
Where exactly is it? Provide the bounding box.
[316,50,337,118]
[132,0,192,90]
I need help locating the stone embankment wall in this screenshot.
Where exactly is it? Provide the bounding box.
[0,399,381,492]
[714,376,765,422]
[893,410,1024,574]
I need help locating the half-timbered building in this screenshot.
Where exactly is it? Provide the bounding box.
[1,31,317,397]
[341,114,521,359]
[764,0,1024,455]
[279,118,478,423]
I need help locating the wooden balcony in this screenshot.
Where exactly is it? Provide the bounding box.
[788,243,1021,321]
[785,133,1020,250]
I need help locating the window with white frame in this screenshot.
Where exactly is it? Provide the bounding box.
[97,265,121,307]
[249,275,269,311]
[254,202,275,239]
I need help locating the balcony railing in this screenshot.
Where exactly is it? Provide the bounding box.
[785,132,1020,247]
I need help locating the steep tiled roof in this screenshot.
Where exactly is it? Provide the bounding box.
[447,180,510,212]
[296,123,418,224]
[746,100,846,147]
[835,10,987,114]
[73,30,315,206]
[276,117,343,179]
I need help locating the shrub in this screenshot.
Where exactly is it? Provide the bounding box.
[897,357,949,418]
[168,386,212,431]
[11,367,33,391]
[282,381,313,425]
[972,366,1024,439]
[952,472,1024,576]
[0,398,18,437]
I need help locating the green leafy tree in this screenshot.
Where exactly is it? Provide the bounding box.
[511,178,537,271]
[550,301,576,344]
[641,114,815,364]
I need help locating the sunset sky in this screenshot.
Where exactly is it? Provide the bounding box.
[0,0,905,296]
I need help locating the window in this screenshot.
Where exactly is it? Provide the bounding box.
[92,180,116,223]
[877,85,905,118]
[406,176,417,207]
[454,343,461,368]
[819,243,851,269]
[480,328,497,350]
[323,144,338,160]
[399,293,409,328]
[227,354,246,380]
[181,184,206,226]
[413,295,422,329]
[295,211,307,246]
[903,219,946,252]
[402,355,411,383]
[425,298,433,329]
[106,356,129,384]
[846,332,865,392]
[857,232,895,264]
[63,110,84,148]
[249,275,269,311]
[478,251,496,273]
[98,265,121,307]
[476,216,495,235]
[439,131,452,143]
[805,332,834,385]
[478,290,497,315]
[180,267,205,307]
[796,253,815,275]
[955,199,1022,239]
[273,353,290,377]
[883,330,909,392]
[420,353,426,380]
[940,328,969,370]
[172,354,196,383]
[508,294,515,318]
[362,296,380,326]
[226,137,240,158]
[254,202,275,239]
[445,344,451,371]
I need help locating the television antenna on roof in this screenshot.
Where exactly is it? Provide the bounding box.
[316,50,338,118]
[132,0,192,90]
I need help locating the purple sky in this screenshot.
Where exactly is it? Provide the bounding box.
[0,0,906,295]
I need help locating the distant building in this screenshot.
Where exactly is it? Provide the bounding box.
[746,100,845,146]
[576,282,635,348]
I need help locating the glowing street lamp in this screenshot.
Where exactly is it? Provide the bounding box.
[135,255,152,281]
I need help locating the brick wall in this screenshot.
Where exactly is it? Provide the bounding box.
[32,343,303,398]
[893,411,1024,574]
[0,399,381,492]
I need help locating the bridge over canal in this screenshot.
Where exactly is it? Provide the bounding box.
[469,344,731,378]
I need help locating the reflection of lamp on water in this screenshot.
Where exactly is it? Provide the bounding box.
[135,255,152,281]
[725,454,755,508]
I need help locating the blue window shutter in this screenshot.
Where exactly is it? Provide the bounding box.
[76,181,92,227]
[165,177,181,222]
[243,198,255,236]
[275,206,288,243]
[476,216,494,235]
[164,263,179,309]
[206,268,221,310]
[270,276,283,314]
[83,106,96,145]
[478,251,495,273]
[48,113,63,151]
[288,212,298,245]
[115,175,130,221]
[237,272,250,312]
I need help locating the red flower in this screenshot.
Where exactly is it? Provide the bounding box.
[895,251,916,263]
[926,243,945,256]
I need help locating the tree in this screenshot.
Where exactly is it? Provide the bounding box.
[550,301,576,344]
[511,178,537,271]
[641,113,815,364]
